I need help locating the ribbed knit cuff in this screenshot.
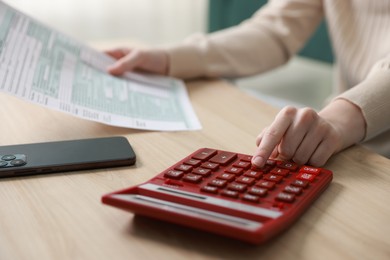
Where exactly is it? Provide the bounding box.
[334,68,390,141]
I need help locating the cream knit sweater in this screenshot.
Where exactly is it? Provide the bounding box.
[166,0,390,158]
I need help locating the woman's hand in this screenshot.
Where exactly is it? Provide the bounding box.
[251,99,366,167]
[105,47,169,76]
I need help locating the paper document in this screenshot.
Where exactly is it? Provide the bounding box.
[0,2,201,131]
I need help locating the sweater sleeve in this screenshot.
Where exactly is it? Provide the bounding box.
[166,0,324,79]
[335,54,390,141]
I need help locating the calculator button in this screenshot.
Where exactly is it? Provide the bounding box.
[276,192,295,203]
[270,168,289,177]
[192,148,217,160]
[164,170,184,179]
[221,189,239,198]
[209,179,227,188]
[174,164,193,172]
[209,152,237,165]
[253,164,272,173]
[183,159,201,167]
[264,174,283,183]
[256,180,275,190]
[2,155,16,161]
[243,170,263,179]
[240,155,252,162]
[277,161,298,171]
[266,159,277,166]
[248,187,267,197]
[201,185,218,194]
[263,165,274,173]
[296,172,316,182]
[242,194,260,203]
[236,176,255,185]
[291,179,309,188]
[284,185,302,195]
[201,162,219,171]
[183,174,203,183]
[217,173,236,182]
[225,167,243,175]
[227,182,247,192]
[299,166,321,175]
[233,161,251,170]
[192,168,211,177]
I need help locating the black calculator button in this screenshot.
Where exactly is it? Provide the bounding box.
[2,155,16,161]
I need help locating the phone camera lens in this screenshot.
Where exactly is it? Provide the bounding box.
[1,155,16,161]
[10,159,27,166]
[0,161,8,167]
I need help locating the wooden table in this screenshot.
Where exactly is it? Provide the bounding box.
[0,79,389,260]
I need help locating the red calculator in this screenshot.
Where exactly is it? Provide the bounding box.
[102,148,333,244]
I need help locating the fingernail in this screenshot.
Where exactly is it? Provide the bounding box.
[252,156,264,167]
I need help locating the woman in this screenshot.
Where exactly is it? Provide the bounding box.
[105,0,390,167]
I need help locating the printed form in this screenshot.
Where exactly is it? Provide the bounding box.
[0,2,201,131]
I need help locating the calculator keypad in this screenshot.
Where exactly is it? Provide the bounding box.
[159,148,326,210]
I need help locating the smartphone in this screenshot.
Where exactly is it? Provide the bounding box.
[0,136,136,178]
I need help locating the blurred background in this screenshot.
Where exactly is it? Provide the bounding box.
[4,0,208,44]
[3,0,333,110]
